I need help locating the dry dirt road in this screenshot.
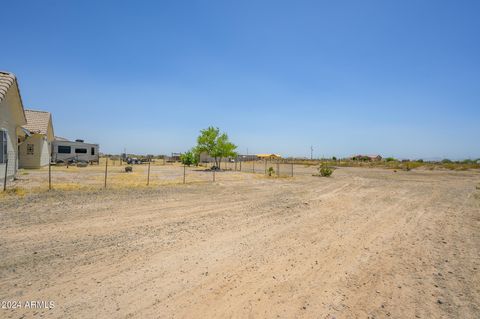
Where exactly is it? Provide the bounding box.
[1,168,479,318]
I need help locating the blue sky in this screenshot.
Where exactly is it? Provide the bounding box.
[2,0,479,159]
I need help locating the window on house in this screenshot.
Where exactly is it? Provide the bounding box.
[75,148,87,154]
[58,145,71,153]
[0,130,7,164]
[27,144,34,155]
[91,147,95,155]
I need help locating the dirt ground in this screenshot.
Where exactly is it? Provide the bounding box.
[1,167,479,318]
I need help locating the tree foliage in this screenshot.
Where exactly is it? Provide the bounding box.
[196,126,237,169]
[180,149,199,166]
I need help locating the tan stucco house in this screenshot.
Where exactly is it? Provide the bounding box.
[0,71,28,181]
[19,109,55,168]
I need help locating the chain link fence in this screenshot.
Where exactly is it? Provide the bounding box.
[3,157,320,194]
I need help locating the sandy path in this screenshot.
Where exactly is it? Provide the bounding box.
[1,168,479,318]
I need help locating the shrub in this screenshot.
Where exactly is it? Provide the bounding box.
[125,166,133,173]
[385,157,396,162]
[319,164,333,177]
[267,167,275,176]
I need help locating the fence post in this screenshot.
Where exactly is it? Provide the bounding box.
[240,158,242,171]
[291,161,294,177]
[147,161,151,186]
[3,158,8,192]
[104,157,108,189]
[183,165,186,184]
[235,160,237,171]
[213,169,215,182]
[277,160,280,177]
[252,160,255,173]
[49,160,52,190]
[264,160,267,174]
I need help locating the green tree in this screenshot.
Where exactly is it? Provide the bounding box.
[196,126,237,169]
[180,149,199,166]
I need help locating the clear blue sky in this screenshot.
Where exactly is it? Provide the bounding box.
[2,0,479,159]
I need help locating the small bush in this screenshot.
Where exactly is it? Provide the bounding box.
[267,167,275,176]
[125,166,133,173]
[319,165,333,177]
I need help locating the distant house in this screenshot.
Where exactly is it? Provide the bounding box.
[0,71,28,181]
[18,109,55,168]
[256,154,282,160]
[52,138,99,164]
[351,154,382,161]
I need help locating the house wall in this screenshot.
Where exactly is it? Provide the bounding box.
[0,88,21,181]
[18,134,50,168]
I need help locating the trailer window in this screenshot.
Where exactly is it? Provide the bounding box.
[75,148,87,154]
[58,146,71,153]
[91,147,95,155]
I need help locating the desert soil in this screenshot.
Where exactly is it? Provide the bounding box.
[1,167,479,318]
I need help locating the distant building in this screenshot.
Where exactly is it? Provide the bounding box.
[351,154,382,161]
[199,151,214,163]
[199,152,283,163]
[238,154,258,161]
[256,154,282,160]
[168,152,182,162]
[0,71,28,180]
[52,137,99,164]
[18,109,55,168]
[199,151,237,163]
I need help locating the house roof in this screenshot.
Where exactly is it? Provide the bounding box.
[0,72,27,122]
[23,109,52,135]
[54,136,71,141]
[0,71,17,104]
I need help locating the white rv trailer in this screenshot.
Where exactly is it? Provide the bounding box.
[52,138,99,164]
